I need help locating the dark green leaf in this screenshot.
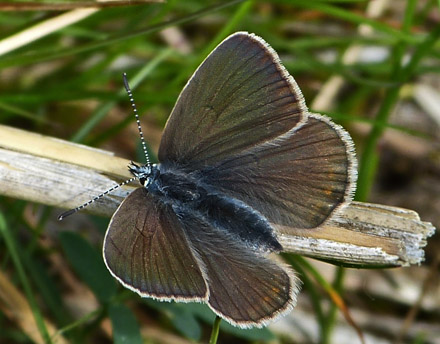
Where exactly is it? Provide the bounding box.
[59,231,116,303]
[109,304,143,344]
[147,300,274,341]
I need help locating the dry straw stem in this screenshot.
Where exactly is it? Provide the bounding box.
[0,1,163,56]
[0,8,99,56]
[0,270,68,344]
[0,124,435,268]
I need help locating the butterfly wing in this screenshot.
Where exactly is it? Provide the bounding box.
[159,32,306,169]
[159,32,356,229]
[200,114,356,229]
[178,211,299,328]
[103,187,208,301]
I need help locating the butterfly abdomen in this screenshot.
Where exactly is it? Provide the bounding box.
[148,165,282,253]
[198,193,282,252]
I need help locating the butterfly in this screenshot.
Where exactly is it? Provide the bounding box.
[60,32,356,328]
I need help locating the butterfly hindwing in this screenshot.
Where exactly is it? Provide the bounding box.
[178,211,300,328]
[103,187,208,301]
[200,114,356,229]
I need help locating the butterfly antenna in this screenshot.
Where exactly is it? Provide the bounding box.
[123,73,151,167]
[58,176,137,221]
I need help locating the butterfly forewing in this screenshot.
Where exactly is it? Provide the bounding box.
[103,188,208,301]
[159,32,306,169]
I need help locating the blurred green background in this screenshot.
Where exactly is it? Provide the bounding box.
[0,0,439,343]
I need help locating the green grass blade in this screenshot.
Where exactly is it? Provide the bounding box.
[283,254,326,342]
[0,0,245,68]
[356,23,440,201]
[170,0,254,88]
[71,48,172,143]
[280,0,419,44]
[209,316,222,344]
[0,213,52,343]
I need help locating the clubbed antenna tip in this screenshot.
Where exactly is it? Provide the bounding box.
[122,72,130,92]
[58,209,76,221]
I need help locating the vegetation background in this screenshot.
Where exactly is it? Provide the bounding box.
[0,0,439,343]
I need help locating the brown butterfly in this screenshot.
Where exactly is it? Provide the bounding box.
[60,32,357,328]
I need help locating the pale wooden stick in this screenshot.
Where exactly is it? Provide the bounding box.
[0,125,435,267]
[276,202,434,267]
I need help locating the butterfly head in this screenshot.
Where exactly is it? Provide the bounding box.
[128,161,157,187]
